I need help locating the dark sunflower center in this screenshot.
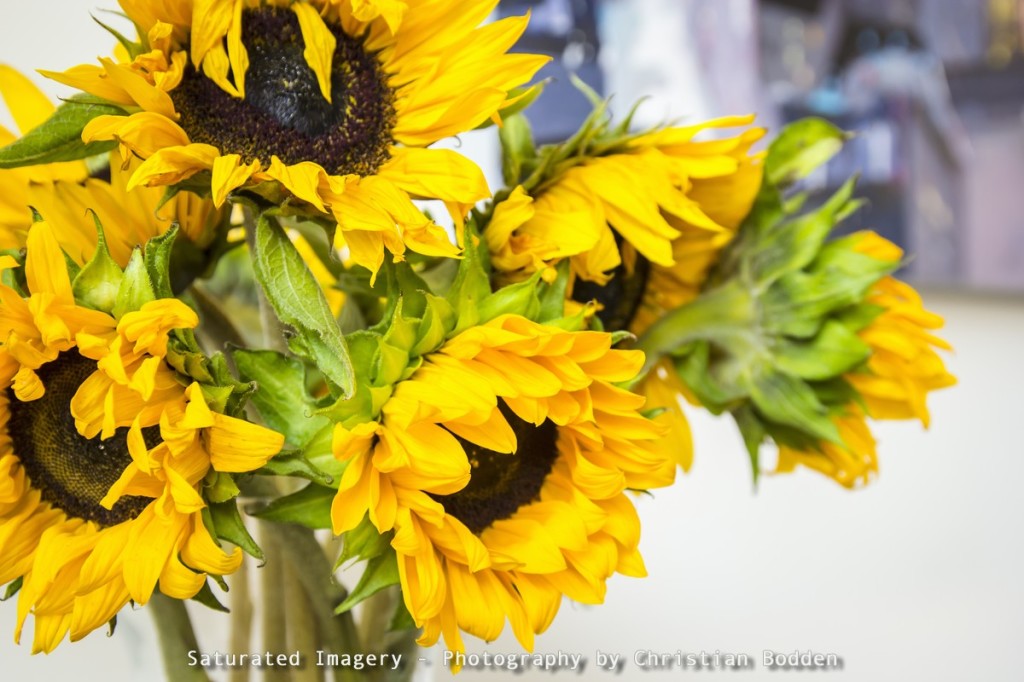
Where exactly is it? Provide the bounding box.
[571,250,652,331]
[172,6,395,175]
[7,350,160,527]
[432,402,558,535]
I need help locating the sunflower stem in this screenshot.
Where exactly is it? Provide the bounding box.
[285,559,325,682]
[268,523,364,682]
[260,527,291,682]
[228,556,254,682]
[190,282,248,350]
[149,592,212,682]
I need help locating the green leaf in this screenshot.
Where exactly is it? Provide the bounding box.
[143,225,178,299]
[765,117,848,187]
[335,514,392,569]
[335,551,400,615]
[113,249,156,318]
[0,95,123,168]
[190,580,230,613]
[257,451,334,486]
[251,213,354,397]
[209,501,265,562]
[251,484,334,530]
[72,212,123,314]
[233,349,329,448]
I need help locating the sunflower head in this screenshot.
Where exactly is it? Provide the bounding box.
[0,66,226,268]
[329,312,675,660]
[634,118,954,485]
[43,0,549,278]
[484,100,764,320]
[0,219,283,652]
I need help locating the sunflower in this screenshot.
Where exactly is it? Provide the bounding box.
[0,222,283,652]
[49,0,549,278]
[845,234,956,426]
[330,314,675,657]
[771,234,953,487]
[486,117,763,470]
[0,66,223,266]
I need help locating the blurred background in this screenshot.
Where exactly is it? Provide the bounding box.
[1,1,1022,680]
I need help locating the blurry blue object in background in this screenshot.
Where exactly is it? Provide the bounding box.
[499,0,604,144]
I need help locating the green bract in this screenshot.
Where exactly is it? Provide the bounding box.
[636,118,899,479]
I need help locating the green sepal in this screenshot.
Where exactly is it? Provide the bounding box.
[203,470,241,504]
[673,343,746,413]
[257,451,334,487]
[250,484,334,530]
[477,271,542,324]
[106,615,117,638]
[2,577,23,602]
[0,249,26,295]
[163,342,216,387]
[190,580,230,614]
[0,95,123,168]
[499,113,537,186]
[411,293,455,356]
[335,551,400,615]
[208,501,265,562]
[389,600,416,632]
[446,221,491,336]
[748,370,840,444]
[476,79,548,131]
[91,12,146,61]
[764,117,848,188]
[300,423,346,487]
[112,249,156,318]
[749,178,859,287]
[733,405,766,484]
[774,320,872,381]
[251,212,354,397]
[72,212,123,314]
[335,514,392,569]
[143,225,178,299]
[232,349,329,448]
[537,260,571,322]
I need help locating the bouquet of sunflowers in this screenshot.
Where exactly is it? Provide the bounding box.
[0,1,954,680]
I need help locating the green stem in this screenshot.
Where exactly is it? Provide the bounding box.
[285,560,324,682]
[260,528,291,682]
[190,283,247,350]
[149,592,211,682]
[634,280,755,376]
[268,523,363,682]
[228,557,254,682]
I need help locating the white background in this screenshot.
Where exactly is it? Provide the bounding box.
[1,3,1022,681]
